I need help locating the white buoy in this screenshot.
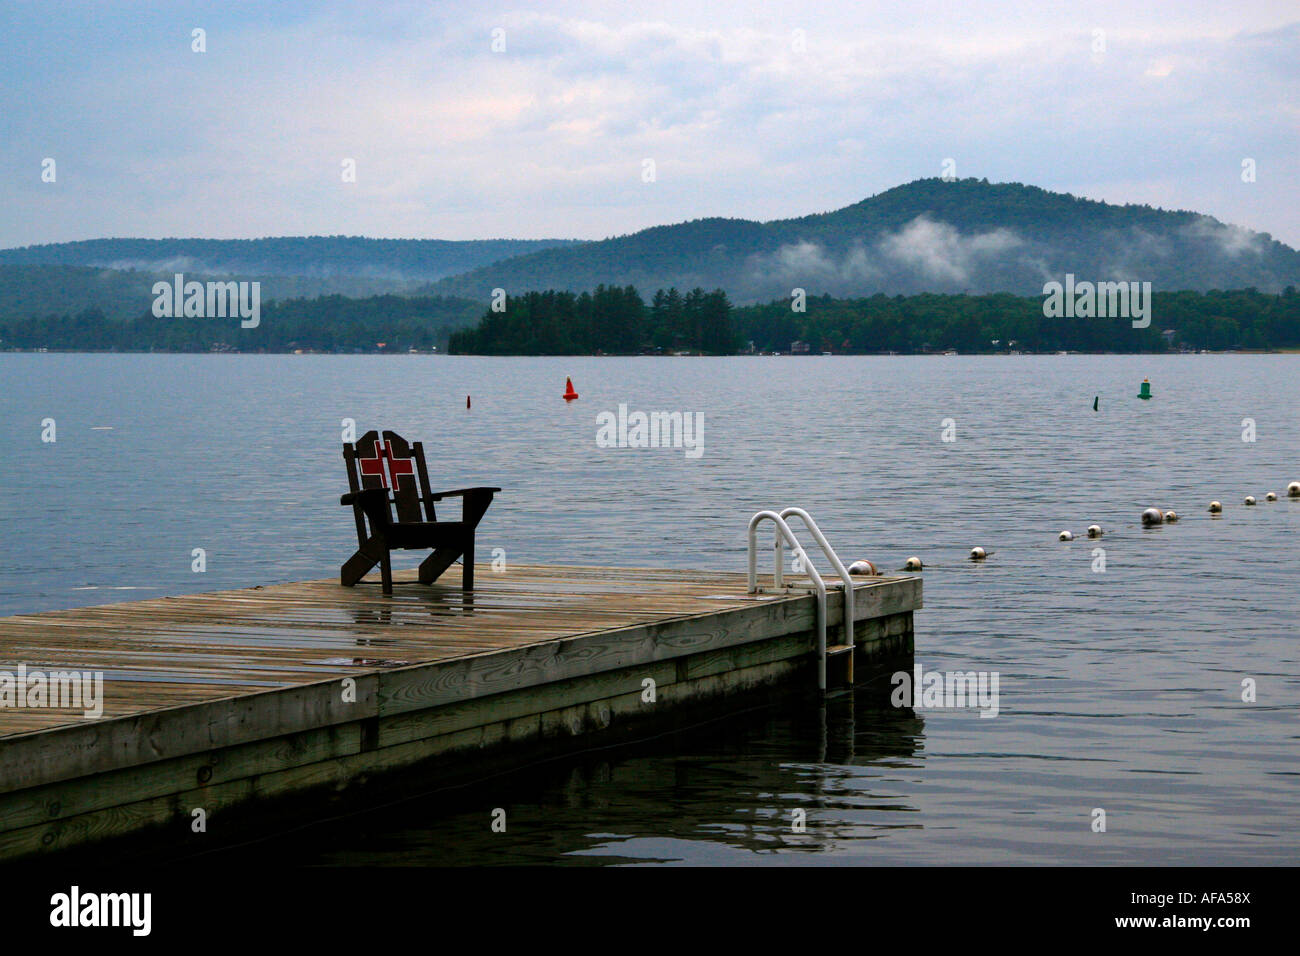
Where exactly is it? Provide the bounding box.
[1245,495,1256,506]
[903,556,923,571]
[1164,509,1179,523]
[1208,500,1222,513]
[848,559,879,576]
[970,546,987,560]
[1266,491,1277,502]
[1059,530,1073,541]
[1289,481,1300,498]
[1141,507,1163,526]
[1087,524,1102,538]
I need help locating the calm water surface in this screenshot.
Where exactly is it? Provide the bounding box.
[1,353,1297,865]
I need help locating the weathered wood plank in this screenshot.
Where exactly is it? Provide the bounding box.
[0,722,363,833]
[0,675,379,795]
[0,564,921,855]
[0,651,811,861]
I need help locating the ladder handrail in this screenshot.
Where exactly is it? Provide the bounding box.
[747,510,828,690]
[748,512,826,691]
[779,507,854,653]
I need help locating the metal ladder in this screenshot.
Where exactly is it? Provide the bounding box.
[746,508,855,691]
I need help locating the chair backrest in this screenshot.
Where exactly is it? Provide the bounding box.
[343,430,437,539]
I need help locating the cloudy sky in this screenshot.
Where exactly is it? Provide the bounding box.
[2,0,1297,248]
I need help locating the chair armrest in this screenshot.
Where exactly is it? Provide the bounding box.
[341,487,392,528]
[428,486,501,501]
[341,487,390,506]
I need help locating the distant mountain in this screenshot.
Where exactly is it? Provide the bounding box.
[0,236,582,282]
[5,180,1297,325]
[0,293,481,353]
[0,263,456,324]
[424,179,1300,303]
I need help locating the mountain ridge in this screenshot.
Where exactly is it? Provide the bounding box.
[421,179,1300,302]
[0,236,583,283]
[3,180,1297,309]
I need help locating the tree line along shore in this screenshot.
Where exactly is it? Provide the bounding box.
[2,286,1298,354]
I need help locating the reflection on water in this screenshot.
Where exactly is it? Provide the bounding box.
[3,353,1299,864]
[210,672,928,866]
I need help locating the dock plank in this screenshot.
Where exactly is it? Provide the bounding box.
[0,563,921,858]
[0,563,902,739]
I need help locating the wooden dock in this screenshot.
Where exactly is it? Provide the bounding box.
[0,564,921,861]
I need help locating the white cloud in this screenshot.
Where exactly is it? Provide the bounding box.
[749,216,1024,291]
[877,216,1023,284]
[0,2,1296,246]
[1184,216,1265,256]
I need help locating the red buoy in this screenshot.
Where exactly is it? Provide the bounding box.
[563,377,578,402]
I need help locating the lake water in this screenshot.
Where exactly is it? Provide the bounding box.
[2,353,1298,865]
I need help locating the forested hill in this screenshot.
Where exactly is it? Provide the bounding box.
[0,264,435,324]
[0,236,582,281]
[426,179,1300,303]
[5,179,1298,334]
[0,294,481,353]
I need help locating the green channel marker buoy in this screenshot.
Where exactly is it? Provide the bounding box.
[1093,395,1099,411]
[1137,378,1152,400]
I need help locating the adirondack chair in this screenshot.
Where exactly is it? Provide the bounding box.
[340,429,499,595]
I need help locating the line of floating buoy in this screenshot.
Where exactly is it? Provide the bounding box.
[857,550,994,571]
[1147,484,1300,520]
[1203,484,1300,512]
[849,471,1298,576]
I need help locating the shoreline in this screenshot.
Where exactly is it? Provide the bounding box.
[4,348,1293,357]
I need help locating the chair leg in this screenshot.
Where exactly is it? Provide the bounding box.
[380,550,393,595]
[418,546,461,585]
[340,556,365,587]
[341,538,384,587]
[462,532,474,590]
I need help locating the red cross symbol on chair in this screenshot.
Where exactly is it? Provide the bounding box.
[358,441,415,490]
